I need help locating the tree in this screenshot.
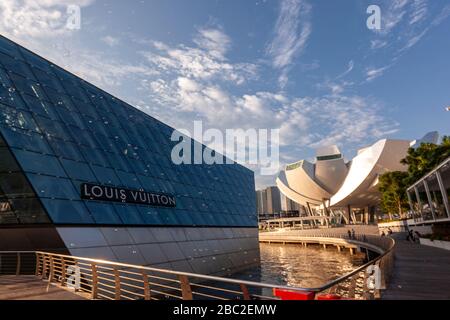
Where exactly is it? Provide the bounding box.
[378,171,410,219]
[401,136,450,185]
[378,136,450,219]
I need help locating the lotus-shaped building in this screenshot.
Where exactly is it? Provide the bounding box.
[276,133,439,224]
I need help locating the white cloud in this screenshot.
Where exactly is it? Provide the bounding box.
[142,29,257,85]
[193,28,231,60]
[365,65,391,82]
[101,35,119,47]
[336,60,354,79]
[0,0,94,38]
[266,0,312,87]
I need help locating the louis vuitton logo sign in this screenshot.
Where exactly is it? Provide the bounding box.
[81,183,176,208]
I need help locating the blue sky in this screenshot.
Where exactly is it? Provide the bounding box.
[1,0,449,189]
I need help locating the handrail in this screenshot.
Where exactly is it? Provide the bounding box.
[0,233,395,300]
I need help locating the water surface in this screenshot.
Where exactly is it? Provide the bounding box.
[232,243,361,289]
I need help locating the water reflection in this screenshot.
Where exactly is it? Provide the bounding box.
[233,243,361,289]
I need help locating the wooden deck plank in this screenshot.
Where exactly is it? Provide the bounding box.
[0,276,87,300]
[382,233,450,300]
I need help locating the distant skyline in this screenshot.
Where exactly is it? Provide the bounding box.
[1,0,449,189]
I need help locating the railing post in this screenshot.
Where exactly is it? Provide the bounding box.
[60,258,67,286]
[113,267,121,300]
[35,253,40,276]
[41,255,48,279]
[15,252,21,276]
[48,256,55,283]
[348,275,357,299]
[240,284,251,300]
[91,263,98,300]
[178,275,193,300]
[142,271,151,300]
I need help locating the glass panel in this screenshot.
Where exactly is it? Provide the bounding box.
[0,69,26,109]
[12,149,67,177]
[0,104,40,132]
[90,165,121,185]
[46,138,83,161]
[440,163,450,217]
[0,52,35,79]
[426,174,446,220]
[0,147,20,172]
[60,159,96,182]
[0,173,35,198]
[19,47,53,73]
[85,202,123,224]
[21,93,59,120]
[137,206,163,225]
[10,198,50,224]
[26,174,78,200]
[113,203,144,224]
[41,199,94,224]
[0,36,20,56]
[417,183,433,221]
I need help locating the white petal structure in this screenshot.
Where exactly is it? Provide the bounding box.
[276,133,438,216]
[329,139,410,208]
[276,145,348,207]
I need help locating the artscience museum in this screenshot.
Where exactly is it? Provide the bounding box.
[276,133,440,225]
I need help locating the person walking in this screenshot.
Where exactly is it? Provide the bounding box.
[347,229,352,239]
[351,229,356,240]
[406,229,414,242]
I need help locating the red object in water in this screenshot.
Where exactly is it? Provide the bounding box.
[273,289,315,300]
[316,294,342,300]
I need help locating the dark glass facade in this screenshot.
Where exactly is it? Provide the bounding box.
[0,35,256,228]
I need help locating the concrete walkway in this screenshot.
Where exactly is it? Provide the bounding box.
[383,233,450,300]
[0,275,87,300]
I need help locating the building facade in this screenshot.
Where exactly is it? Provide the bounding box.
[0,35,258,276]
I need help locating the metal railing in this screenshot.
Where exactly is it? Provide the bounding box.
[0,234,395,300]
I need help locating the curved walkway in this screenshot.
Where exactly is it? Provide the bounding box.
[383,233,450,300]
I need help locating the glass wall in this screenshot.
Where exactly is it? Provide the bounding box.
[0,133,51,224]
[407,159,450,222]
[0,35,256,227]
[426,173,447,220]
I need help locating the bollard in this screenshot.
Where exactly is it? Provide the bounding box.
[273,289,315,300]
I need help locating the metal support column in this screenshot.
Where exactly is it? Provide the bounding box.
[414,186,424,221]
[423,179,436,221]
[436,171,450,218]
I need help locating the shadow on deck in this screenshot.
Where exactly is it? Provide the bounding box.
[383,233,450,300]
[0,275,87,300]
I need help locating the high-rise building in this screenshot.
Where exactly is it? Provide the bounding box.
[0,35,259,275]
[256,186,282,220]
[266,186,281,214]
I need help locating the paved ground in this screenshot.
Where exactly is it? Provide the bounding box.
[0,275,87,300]
[383,233,450,300]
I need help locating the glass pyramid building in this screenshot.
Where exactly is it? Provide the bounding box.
[0,35,259,275]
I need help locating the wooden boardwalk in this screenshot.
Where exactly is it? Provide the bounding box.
[0,275,87,300]
[383,234,450,300]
